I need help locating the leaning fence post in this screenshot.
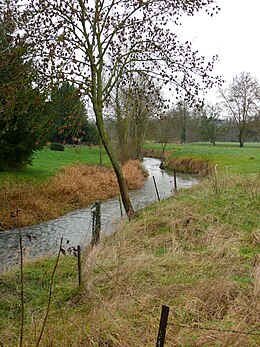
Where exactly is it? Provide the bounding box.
[77,245,82,286]
[156,305,170,347]
[153,176,161,202]
[119,194,123,218]
[91,201,101,247]
[173,169,177,190]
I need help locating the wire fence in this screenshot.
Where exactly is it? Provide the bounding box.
[6,197,260,347]
[84,250,260,345]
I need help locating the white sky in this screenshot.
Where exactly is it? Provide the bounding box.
[175,0,260,103]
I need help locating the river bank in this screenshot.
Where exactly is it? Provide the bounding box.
[1,144,260,345]
[0,160,146,231]
[0,158,198,269]
[1,169,259,346]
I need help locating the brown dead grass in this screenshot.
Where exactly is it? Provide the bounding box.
[164,157,213,176]
[0,160,146,230]
[1,170,259,346]
[74,177,260,346]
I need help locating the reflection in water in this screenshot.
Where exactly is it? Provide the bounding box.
[0,158,198,270]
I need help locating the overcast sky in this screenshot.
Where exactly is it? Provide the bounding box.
[175,0,260,103]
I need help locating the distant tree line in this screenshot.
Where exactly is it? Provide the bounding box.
[105,71,260,159]
[106,89,260,160]
[146,101,260,145]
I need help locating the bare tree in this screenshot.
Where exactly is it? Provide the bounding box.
[199,103,222,145]
[147,113,174,159]
[219,72,260,147]
[110,76,163,162]
[13,0,222,217]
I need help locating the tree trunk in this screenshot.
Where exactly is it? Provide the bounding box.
[94,106,135,218]
[92,64,134,218]
[238,131,244,148]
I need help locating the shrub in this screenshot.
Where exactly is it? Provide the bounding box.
[50,143,65,151]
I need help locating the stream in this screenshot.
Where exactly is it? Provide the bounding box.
[0,158,198,270]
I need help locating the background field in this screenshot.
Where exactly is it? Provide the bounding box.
[145,142,260,174]
[0,146,110,184]
[1,142,259,186]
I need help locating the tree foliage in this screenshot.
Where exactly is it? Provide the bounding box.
[199,104,222,145]
[47,82,99,145]
[0,8,48,171]
[14,0,222,216]
[109,76,163,162]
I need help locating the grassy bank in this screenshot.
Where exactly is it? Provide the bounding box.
[144,142,260,175]
[0,145,110,184]
[1,172,259,346]
[0,146,146,230]
[1,143,260,346]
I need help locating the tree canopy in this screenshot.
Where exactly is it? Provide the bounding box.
[0,10,48,170]
[12,0,223,216]
[219,72,260,147]
[47,82,99,145]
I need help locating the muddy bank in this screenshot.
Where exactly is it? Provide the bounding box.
[0,160,147,231]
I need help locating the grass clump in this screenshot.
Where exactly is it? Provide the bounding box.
[77,174,259,346]
[0,256,84,347]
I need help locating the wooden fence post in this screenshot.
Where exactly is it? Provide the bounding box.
[173,169,177,190]
[91,201,101,247]
[119,194,123,218]
[153,176,161,202]
[156,305,170,347]
[77,245,82,286]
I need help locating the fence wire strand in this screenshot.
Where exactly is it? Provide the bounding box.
[85,252,260,338]
[167,320,260,337]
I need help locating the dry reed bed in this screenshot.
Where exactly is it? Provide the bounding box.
[142,148,213,176]
[164,157,213,176]
[0,160,146,230]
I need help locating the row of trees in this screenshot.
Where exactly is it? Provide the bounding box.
[145,98,260,152]
[106,71,260,160]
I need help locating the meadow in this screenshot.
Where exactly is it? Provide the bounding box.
[144,141,260,174]
[1,142,260,346]
[0,145,110,184]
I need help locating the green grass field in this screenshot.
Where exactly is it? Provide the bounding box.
[0,146,110,184]
[145,142,260,174]
[1,142,259,185]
